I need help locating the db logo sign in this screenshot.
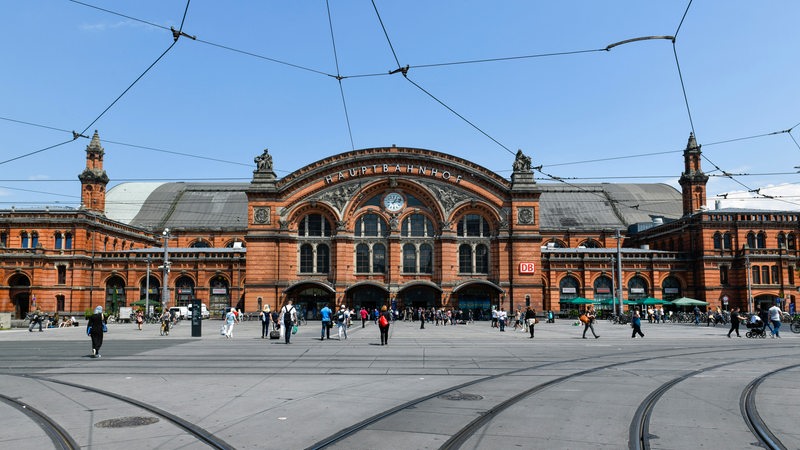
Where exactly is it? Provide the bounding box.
[519,262,536,274]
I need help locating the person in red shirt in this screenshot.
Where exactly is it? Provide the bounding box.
[360,307,368,328]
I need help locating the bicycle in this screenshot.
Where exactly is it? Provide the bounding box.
[790,315,800,334]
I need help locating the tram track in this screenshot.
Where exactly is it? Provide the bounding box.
[307,345,794,450]
[740,363,800,450]
[0,392,79,450]
[18,374,235,450]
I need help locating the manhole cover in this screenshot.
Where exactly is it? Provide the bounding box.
[438,392,483,401]
[95,416,160,428]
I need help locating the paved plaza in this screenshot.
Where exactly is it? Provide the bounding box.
[1,317,798,449]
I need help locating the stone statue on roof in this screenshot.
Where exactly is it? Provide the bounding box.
[512,149,532,172]
[254,148,273,172]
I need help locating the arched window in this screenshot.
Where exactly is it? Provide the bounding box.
[21,231,29,248]
[54,232,63,250]
[580,239,603,248]
[300,244,314,273]
[543,239,566,248]
[31,232,38,248]
[401,214,434,237]
[356,243,370,273]
[372,243,386,273]
[627,276,648,300]
[298,213,331,237]
[65,233,73,249]
[777,232,786,249]
[403,243,416,273]
[771,266,779,285]
[713,232,721,249]
[354,213,387,237]
[0,231,6,247]
[458,244,472,273]
[475,244,488,274]
[747,232,756,248]
[722,232,731,249]
[190,240,211,248]
[316,244,330,274]
[756,232,766,249]
[420,244,433,273]
[457,214,490,237]
[559,276,580,310]
[789,233,797,250]
[761,266,770,284]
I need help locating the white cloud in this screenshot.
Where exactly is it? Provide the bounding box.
[711,183,800,211]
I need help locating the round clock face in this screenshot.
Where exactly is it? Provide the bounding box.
[383,192,405,212]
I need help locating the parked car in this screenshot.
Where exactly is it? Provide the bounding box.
[187,303,210,319]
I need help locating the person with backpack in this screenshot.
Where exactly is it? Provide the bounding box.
[378,305,391,345]
[260,306,271,339]
[280,300,297,344]
[336,304,348,340]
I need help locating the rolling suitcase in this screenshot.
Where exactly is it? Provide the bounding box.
[269,330,280,339]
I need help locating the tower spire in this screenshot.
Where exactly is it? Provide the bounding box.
[78,130,109,214]
[678,132,708,215]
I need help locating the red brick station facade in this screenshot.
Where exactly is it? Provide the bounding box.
[1,132,797,319]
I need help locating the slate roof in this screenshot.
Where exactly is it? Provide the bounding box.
[106,181,682,232]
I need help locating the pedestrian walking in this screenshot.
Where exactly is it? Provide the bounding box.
[498,309,507,331]
[260,306,270,339]
[727,307,743,338]
[336,304,348,340]
[631,308,645,338]
[419,307,425,329]
[768,301,783,338]
[135,310,143,331]
[86,306,106,357]
[360,307,368,328]
[28,308,44,332]
[320,303,332,340]
[582,305,600,339]
[224,308,238,338]
[280,300,297,344]
[525,307,537,338]
[378,305,391,345]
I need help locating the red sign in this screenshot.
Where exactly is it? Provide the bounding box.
[519,262,536,274]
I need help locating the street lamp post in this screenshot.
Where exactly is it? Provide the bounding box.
[145,257,150,315]
[616,229,624,316]
[746,252,753,313]
[161,228,171,312]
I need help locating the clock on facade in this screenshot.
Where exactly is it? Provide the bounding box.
[383,192,405,212]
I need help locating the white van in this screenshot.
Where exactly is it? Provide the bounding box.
[169,306,189,320]
[187,303,210,319]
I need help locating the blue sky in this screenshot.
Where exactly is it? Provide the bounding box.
[1,1,799,210]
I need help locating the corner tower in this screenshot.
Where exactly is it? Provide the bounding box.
[78,130,109,214]
[678,132,708,215]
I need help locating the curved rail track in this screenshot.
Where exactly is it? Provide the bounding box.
[740,363,800,450]
[0,392,79,450]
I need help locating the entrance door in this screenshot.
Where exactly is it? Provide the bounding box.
[399,286,439,311]
[350,285,387,311]
[14,293,30,319]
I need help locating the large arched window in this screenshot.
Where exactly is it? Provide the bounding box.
[54,232,63,250]
[789,233,797,250]
[458,243,489,274]
[457,214,490,237]
[354,213,387,237]
[299,243,330,274]
[402,243,433,274]
[778,232,786,249]
[403,244,416,273]
[300,244,314,273]
[356,243,370,273]
[459,244,472,273]
[401,214,434,237]
[713,232,722,249]
[627,276,648,301]
[372,243,386,273]
[722,232,731,249]
[298,213,332,237]
[475,244,488,273]
[21,231,29,248]
[31,232,39,248]
[190,240,211,248]
[316,244,330,274]
[579,239,602,248]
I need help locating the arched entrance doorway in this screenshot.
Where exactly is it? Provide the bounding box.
[347,283,389,312]
[209,276,230,318]
[397,282,442,311]
[9,273,31,319]
[105,275,126,315]
[452,280,503,321]
[139,275,160,314]
[174,276,195,307]
[755,293,780,311]
[284,281,335,320]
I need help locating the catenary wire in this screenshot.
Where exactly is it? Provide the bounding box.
[326,0,355,150]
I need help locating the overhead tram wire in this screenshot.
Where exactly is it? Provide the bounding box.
[326,0,355,151]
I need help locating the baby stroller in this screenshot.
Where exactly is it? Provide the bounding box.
[745,318,767,338]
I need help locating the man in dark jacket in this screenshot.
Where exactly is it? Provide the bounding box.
[87,306,106,358]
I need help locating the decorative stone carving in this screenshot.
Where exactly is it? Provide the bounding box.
[389,215,399,231]
[253,207,270,224]
[316,183,360,213]
[427,183,470,213]
[513,149,532,172]
[278,219,289,230]
[439,220,452,232]
[254,148,273,172]
[336,220,347,231]
[517,207,534,224]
